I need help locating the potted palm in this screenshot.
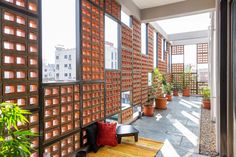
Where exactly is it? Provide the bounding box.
[163,83,173,101]
[152,68,167,109]
[0,103,37,157]
[202,87,211,109]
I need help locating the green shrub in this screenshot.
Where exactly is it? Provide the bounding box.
[163,83,173,95]
[0,103,37,157]
[202,87,210,100]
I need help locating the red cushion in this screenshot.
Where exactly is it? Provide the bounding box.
[97,122,118,147]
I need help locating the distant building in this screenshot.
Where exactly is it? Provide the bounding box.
[105,41,118,69]
[54,45,76,81]
[43,63,55,82]
[198,67,208,82]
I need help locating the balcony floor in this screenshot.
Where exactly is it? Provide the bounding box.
[133,96,209,157]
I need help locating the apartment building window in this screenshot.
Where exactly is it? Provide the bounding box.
[42,0,76,82]
[68,55,71,60]
[105,15,119,70]
[68,64,71,69]
[64,64,67,68]
[121,10,131,27]
[44,69,47,72]
[141,23,147,55]
[64,73,68,77]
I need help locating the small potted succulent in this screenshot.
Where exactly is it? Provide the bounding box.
[202,87,211,109]
[163,83,173,101]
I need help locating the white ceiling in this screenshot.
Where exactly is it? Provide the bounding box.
[132,0,187,9]
[156,13,210,34]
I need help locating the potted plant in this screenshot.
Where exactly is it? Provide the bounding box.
[152,68,167,109]
[182,72,191,97]
[172,78,182,96]
[163,83,173,101]
[173,78,178,96]
[143,91,155,117]
[202,87,211,109]
[0,103,37,157]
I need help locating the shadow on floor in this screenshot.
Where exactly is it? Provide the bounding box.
[132,96,209,157]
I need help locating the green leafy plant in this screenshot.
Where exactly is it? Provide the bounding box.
[202,87,210,100]
[172,78,182,91]
[181,72,191,89]
[151,68,164,96]
[163,83,173,95]
[0,103,37,157]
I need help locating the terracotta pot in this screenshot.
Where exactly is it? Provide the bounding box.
[183,88,190,97]
[143,101,154,116]
[173,89,179,96]
[156,97,167,109]
[203,100,211,109]
[166,94,172,101]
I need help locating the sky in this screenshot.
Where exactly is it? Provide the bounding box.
[42,2,211,64]
[156,13,211,34]
[42,0,75,64]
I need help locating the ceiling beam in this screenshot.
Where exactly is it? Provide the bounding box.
[116,0,141,20]
[141,0,215,22]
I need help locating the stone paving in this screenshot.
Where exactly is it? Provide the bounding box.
[132,96,209,157]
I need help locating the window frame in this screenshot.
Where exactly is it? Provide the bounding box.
[154,32,159,68]
[141,23,148,55]
[104,14,121,70]
[148,73,152,86]
[121,10,132,28]
[161,38,166,61]
[41,0,77,83]
[121,91,132,110]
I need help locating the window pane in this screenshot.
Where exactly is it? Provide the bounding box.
[42,0,76,82]
[105,16,119,69]
[141,23,147,55]
[153,32,157,68]
[172,55,183,63]
[161,39,166,60]
[122,91,131,109]
[121,11,130,27]
[148,73,152,86]
[184,45,197,73]
[198,64,208,82]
